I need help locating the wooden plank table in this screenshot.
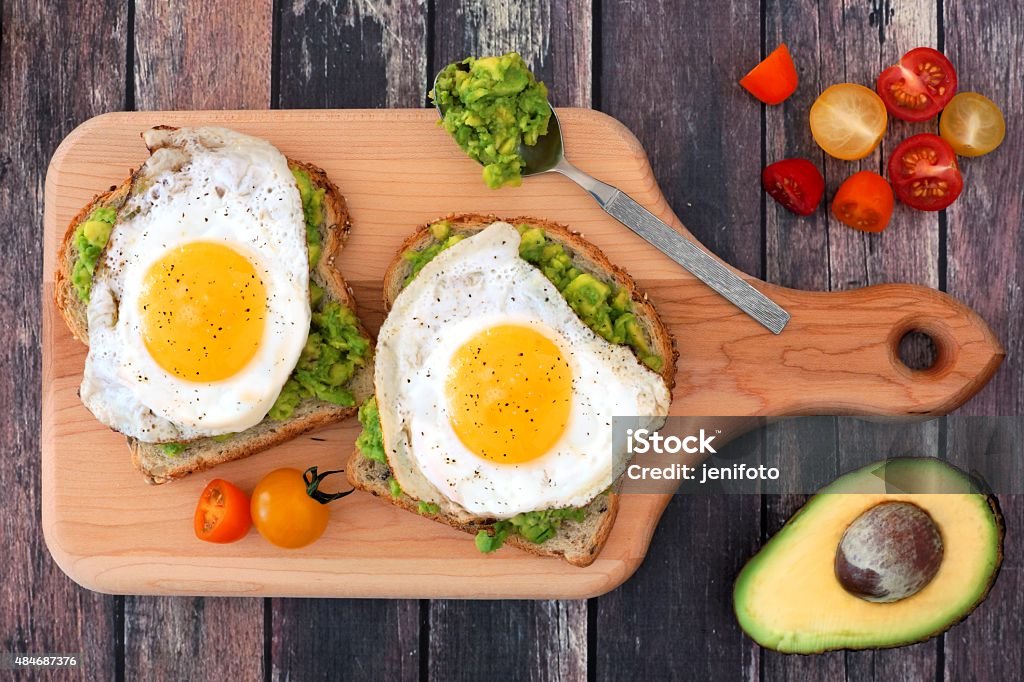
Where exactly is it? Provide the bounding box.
[3,0,1022,679]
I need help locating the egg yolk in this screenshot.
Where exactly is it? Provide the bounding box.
[446,324,572,464]
[139,241,266,382]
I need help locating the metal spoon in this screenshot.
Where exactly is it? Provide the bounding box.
[433,73,790,334]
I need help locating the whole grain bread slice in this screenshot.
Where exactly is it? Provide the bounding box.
[346,213,677,566]
[55,149,374,485]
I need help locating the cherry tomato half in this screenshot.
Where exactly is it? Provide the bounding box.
[809,84,888,160]
[194,479,252,543]
[831,171,895,233]
[888,134,963,211]
[940,92,1006,157]
[876,47,957,122]
[762,158,825,216]
[251,467,351,549]
[740,44,799,105]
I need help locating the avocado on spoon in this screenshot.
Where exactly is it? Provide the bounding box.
[432,57,790,334]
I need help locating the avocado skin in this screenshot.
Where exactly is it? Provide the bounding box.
[733,457,1004,654]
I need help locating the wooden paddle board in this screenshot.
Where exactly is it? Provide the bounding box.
[41,109,1003,598]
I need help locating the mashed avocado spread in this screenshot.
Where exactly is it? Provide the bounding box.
[71,206,117,301]
[430,52,552,189]
[74,168,369,456]
[475,506,587,553]
[159,442,186,456]
[355,397,385,463]
[358,220,651,552]
[267,169,370,420]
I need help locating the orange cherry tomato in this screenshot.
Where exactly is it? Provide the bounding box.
[831,171,895,233]
[740,44,799,105]
[251,467,352,549]
[194,479,252,543]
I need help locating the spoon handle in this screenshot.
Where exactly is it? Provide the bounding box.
[555,162,790,334]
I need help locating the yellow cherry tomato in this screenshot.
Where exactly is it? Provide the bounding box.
[251,467,351,549]
[940,92,1006,157]
[810,84,888,160]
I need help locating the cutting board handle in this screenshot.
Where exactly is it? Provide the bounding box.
[737,282,1005,416]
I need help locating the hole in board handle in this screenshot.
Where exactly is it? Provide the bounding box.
[889,318,957,379]
[898,331,938,371]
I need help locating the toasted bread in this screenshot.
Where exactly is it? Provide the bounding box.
[55,148,374,485]
[346,213,677,566]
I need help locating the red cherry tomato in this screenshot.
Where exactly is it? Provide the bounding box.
[194,479,252,543]
[876,47,957,122]
[888,134,963,211]
[740,44,799,105]
[762,158,825,216]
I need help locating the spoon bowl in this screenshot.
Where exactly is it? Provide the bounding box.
[518,109,564,176]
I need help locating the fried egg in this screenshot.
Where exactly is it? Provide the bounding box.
[375,222,671,519]
[80,127,310,442]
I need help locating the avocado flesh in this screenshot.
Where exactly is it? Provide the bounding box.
[430,52,551,189]
[734,458,1003,653]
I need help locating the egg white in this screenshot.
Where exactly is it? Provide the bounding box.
[375,222,671,519]
[80,127,310,442]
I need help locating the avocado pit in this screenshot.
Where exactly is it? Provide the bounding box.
[835,501,943,603]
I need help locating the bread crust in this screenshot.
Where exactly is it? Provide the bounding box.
[54,132,372,485]
[352,213,677,565]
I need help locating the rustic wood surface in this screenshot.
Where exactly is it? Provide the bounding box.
[5,1,1024,681]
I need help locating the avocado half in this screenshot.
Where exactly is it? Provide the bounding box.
[733,458,1004,653]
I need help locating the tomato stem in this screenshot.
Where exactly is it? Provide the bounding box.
[303,466,355,505]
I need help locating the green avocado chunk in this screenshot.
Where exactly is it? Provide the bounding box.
[70,206,118,301]
[354,397,386,463]
[268,300,369,419]
[387,477,402,498]
[733,457,1003,653]
[402,220,466,286]
[159,442,186,456]
[417,501,440,515]
[430,52,552,189]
